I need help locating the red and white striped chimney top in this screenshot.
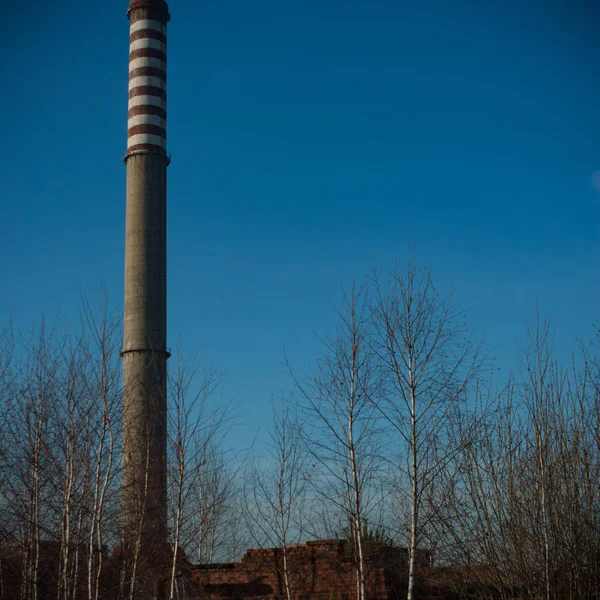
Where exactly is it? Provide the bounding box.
[126,0,170,158]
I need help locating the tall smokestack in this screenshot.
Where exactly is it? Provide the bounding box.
[121,0,170,592]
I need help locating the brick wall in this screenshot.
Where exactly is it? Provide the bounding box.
[190,540,430,600]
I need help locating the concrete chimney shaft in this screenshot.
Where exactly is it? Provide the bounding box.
[121,0,170,562]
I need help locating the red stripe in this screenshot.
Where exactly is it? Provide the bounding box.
[129,48,166,62]
[128,124,166,138]
[129,67,166,81]
[130,29,167,44]
[128,105,166,119]
[128,85,166,100]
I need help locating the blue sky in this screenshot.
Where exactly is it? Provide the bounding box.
[2,0,599,446]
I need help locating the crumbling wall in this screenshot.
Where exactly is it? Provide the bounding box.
[190,540,394,600]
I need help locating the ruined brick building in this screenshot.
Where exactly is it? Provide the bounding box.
[0,538,431,600]
[189,539,432,600]
[1,537,512,600]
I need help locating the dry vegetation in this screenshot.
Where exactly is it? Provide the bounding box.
[1,260,598,599]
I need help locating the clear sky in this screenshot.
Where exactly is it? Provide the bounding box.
[2,0,599,447]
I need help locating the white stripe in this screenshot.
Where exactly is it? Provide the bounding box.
[128,114,166,129]
[130,19,166,35]
[129,57,166,72]
[128,133,166,148]
[129,76,166,92]
[128,95,167,110]
[129,38,166,53]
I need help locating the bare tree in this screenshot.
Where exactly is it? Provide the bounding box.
[0,318,15,549]
[434,381,531,598]
[0,297,122,600]
[80,297,121,600]
[514,317,600,599]
[292,282,382,600]
[54,336,90,600]
[244,395,306,600]
[521,317,556,600]
[17,321,59,600]
[0,318,14,600]
[426,315,600,600]
[166,349,226,600]
[371,258,482,600]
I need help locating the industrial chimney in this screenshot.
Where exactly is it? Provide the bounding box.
[121,0,170,593]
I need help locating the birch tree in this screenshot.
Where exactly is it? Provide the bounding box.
[244,396,306,600]
[292,283,382,600]
[166,351,225,599]
[371,258,482,600]
[0,318,15,553]
[0,300,122,600]
[81,297,121,600]
[194,453,247,564]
